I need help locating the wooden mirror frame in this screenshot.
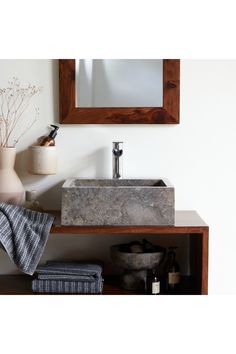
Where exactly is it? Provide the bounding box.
[59,59,180,124]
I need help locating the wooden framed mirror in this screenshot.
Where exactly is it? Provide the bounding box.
[59,59,180,124]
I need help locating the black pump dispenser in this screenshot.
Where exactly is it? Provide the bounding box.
[49,125,59,139]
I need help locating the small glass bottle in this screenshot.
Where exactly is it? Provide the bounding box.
[40,125,59,146]
[146,268,161,295]
[164,247,181,293]
[23,190,43,212]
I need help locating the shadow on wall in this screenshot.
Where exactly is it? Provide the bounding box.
[15,149,63,210]
[15,149,47,186]
[74,147,111,178]
[38,181,64,211]
[60,147,110,179]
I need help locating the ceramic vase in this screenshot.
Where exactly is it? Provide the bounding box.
[0,147,25,205]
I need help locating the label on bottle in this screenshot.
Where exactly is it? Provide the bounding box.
[152,281,160,294]
[168,272,180,285]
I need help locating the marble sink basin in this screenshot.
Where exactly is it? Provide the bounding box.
[61,178,174,226]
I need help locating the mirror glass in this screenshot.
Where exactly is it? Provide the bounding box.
[75,59,163,107]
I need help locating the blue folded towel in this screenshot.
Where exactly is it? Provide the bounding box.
[36,261,102,278]
[33,261,104,293]
[37,274,95,281]
[32,279,103,294]
[0,202,54,275]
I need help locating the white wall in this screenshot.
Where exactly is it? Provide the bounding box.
[0,59,235,294]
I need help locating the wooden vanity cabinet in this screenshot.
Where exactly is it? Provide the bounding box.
[0,210,208,295]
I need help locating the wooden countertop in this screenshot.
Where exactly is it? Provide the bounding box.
[49,210,208,234]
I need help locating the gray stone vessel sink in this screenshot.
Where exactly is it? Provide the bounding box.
[61,178,174,226]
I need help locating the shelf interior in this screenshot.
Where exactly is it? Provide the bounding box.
[0,275,200,295]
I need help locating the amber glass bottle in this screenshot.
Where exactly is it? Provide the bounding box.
[164,247,181,293]
[40,125,59,146]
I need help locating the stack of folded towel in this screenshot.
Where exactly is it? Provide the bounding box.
[32,261,103,294]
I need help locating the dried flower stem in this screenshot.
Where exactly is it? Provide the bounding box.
[13,108,39,146]
[0,77,42,147]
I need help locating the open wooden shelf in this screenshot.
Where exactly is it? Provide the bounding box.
[0,210,209,295]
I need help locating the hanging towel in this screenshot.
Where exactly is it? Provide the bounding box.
[0,202,54,275]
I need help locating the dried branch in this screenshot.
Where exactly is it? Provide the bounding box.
[0,78,42,147]
[13,108,39,146]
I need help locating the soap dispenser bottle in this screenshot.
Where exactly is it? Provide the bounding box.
[40,125,59,146]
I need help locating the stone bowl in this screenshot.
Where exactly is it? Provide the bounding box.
[110,244,165,291]
[110,245,165,270]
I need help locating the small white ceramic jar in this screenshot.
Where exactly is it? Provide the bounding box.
[28,146,57,175]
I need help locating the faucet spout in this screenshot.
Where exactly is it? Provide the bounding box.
[112,142,123,179]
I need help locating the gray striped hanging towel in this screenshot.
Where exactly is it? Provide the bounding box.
[0,202,54,275]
